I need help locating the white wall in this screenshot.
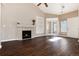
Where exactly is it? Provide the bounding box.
[2,4,17,42]
[33,16,45,37]
[67,17,79,38]
[0,4,2,48]
[46,19,50,34]
[1,3,45,42]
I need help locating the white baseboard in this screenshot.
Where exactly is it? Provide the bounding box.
[32,34,46,38]
[1,39,18,42]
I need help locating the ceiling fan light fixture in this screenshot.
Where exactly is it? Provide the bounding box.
[37,3,41,6]
[37,3,48,7]
[44,3,48,7]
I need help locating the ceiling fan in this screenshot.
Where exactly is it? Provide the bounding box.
[37,3,48,7]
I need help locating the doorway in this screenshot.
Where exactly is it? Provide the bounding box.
[46,18,58,35]
[51,22,57,33]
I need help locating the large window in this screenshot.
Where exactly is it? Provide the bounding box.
[60,20,67,33]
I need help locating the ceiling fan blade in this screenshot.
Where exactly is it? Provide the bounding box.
[37,3,41,6]
[44,3,48,7]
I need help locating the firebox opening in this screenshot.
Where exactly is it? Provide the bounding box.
[22,30,31,39]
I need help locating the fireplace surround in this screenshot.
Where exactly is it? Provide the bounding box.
[17,25,35,40]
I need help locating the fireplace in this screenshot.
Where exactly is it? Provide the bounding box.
[22,30,31,39]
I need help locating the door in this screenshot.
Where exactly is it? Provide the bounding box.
[53,22,57,33]
[51,22,57,34]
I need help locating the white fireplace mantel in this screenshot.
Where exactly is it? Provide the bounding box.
[16,25,35,40]
[16,25,34,28]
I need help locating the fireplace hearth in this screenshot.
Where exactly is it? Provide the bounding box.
[22,30,31,39]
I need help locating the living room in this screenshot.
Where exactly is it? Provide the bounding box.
[0,3,79,56]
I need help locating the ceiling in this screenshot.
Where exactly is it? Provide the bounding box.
[34,3,79,15]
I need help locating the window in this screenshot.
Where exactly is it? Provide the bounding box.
[60,20,67,33]
[51,22,57,33]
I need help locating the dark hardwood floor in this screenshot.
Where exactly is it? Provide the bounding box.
[0,36,79,56]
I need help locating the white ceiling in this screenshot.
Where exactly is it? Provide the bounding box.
[35,3,79,15]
